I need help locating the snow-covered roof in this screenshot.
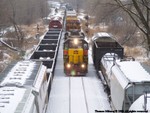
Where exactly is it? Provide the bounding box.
[116,61,150,83]
[96,32,111,38]
[0,87,34,113]
[0,60,42,86]
[129,94,150,111]
[101,53,150,89]
[92,32,115,42]
[66,10,77,16]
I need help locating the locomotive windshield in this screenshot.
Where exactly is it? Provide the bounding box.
[64,39,88,49]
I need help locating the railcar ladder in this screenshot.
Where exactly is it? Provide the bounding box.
[144,92,150,111]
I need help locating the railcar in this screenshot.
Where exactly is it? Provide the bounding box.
[64,31,85,40]
[66,16,81,33]
[0,60,48,113]
[63,38,88,76]
[129,93,150,111]
[49,16,63,29]
[100,53,150,112]
[66,10,77,17]
[91,32,124,70]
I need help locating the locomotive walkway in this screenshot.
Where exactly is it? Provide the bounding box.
[46,34,111,113]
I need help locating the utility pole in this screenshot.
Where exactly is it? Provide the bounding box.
[85,14,89,35]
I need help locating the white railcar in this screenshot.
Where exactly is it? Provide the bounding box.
[129,93,150,112]
[101,54,150,112]
[0,87,36,113]
[0,60,48,113]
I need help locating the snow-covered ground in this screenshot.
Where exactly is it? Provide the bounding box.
[1,2,150,112]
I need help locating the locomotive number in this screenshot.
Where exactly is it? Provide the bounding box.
[74,50,78,54]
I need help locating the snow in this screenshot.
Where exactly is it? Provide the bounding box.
[47,72,111,113]
[88,47,93,64]
[116,60,150,82]
[0,60,47,113]
[23,46,36,59]
[0,61,36,86]
[46,33,111,113]
[91,32,115,42]
[78,13,86,21]
[0,26,15,35]
[70,78,88,113]
[0,87,27,113]
[39,57,52,60]
[2,4,150,112]
[47,7,64,20]
[130,94,150,111]
[34,65,47,91]
[101,53,150,111]
[102,53,150,85]
[95,32,111,38]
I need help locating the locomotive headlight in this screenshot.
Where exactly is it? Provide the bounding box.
[74,38,78,45]
[66,63,71,69]
[81,64,85,68]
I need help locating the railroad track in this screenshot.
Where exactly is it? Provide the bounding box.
[69,77,71,113]
[68,77,89,113]
[46,30,111,113]
[81,77,89,113]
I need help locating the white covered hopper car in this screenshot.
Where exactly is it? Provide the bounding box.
[0,60,48,113]
[101,53,150,112]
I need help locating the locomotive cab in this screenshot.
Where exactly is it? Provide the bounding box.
[63,38,88,76]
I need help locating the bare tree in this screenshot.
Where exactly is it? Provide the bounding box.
[114,0,150,51]
[0,0,50,52]
[0,0,49,25]
[7,0,24,47]
[83,0,150,51]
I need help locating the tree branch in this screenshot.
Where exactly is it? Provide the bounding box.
[114,0,147,35]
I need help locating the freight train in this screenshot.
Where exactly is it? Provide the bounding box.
[49,16,63,29]
[0,19,63,113]
[63,38,88,76]
[92,32,150,112]
[63,6,88,76]
[0,60,48,113]
[65,9,81,33]
[2,2,150,112]
[100,53,150,112]
[66,15,81,33]
[0,26,63,113]
[0,3,64,111]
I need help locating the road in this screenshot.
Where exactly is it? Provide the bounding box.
[46,35,111,113]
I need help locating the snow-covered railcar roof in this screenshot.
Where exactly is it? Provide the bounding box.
[116,60,150,83]
[96,32,111,38]
[0,60,43,86]
[129,93,150,111]
[0,87,34,113]
[66,10,77,16]
[92,32,114,41]
[102,53,150,88]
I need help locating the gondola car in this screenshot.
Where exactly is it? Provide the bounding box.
[49,16,63,29]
